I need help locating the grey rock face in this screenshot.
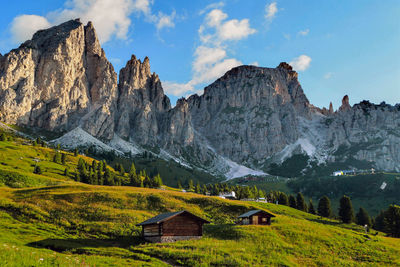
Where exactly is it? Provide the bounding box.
[0,20,399,175]
[0,19,117,139]
[115,55,171,145]
[326,100,400,171]
[187,64,310,166]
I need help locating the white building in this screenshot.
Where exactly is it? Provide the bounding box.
[219,191,236,199]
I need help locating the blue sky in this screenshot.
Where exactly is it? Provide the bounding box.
[0,0,399,108]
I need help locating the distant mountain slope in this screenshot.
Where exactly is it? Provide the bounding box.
[0,19,399,178]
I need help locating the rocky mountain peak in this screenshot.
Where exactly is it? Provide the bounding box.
[20,19,83,52]
[329,102,334,113]
[339,95,351,111]
[119,54,152,90]
[277,62,293,71]
[84,21,103,57]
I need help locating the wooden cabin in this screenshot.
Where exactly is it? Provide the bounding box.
[237,210,275,225]
[136,210,210,243]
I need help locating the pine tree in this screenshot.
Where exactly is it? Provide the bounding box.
[64,168,69,177]
[92,160,97,171]
[278,192,289,205]
[102,160,107,172]
[177,180,183,190]
[195,182,201,193]
[77,158,88,183]
[74,148,78,157]
[202,184,207,195]
[97,168,103,185]
[104,168,114,186]
[339,195,355,223]
[152,174,163,188]
[296,192,307,212]
[373,210,386,231]
[33,165,42,174]
[61,153,66,165]
[258,189,265,199]
[384,205,400,238]
[318,196,333,218]
[74,172,80,182]
[308,199,316,215]
[119,164,125,175]
[289,195,297,208]
[53,152,62,164]
[356,207,372,226]
[188,179,194,192]
[129,163,136,176]
[0,133,6,141]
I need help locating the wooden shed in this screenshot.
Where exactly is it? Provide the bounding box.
[136,210,210,243]
[237,210,275,225]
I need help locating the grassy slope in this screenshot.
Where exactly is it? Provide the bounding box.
[0,132,399,266]
[0,185,399,266]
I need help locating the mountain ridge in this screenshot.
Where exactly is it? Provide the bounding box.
[0,19,399,177]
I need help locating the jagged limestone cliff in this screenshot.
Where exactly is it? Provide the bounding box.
[0,19,399,176]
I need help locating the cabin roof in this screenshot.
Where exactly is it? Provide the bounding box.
[136,210,210,226]
[238,209,276,218]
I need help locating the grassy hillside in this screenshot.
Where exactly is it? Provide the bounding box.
[0,185,399,266]
[0,128,400,266]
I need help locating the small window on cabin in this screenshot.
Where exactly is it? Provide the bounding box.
[262,218,267,222]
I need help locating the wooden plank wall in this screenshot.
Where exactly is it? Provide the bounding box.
[162,214,202,236]
[143,224,160,236]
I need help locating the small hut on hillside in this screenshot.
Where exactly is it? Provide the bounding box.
[136,210,210,243]
[237,210,275,225]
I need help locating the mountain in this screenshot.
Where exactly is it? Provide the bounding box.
[0,19,399,178]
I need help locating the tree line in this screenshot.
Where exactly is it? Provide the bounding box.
[280,192,400,238]
[178,181,268,200]
[73,159,163,188]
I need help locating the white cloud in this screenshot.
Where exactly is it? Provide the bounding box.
[10,0,177,44]
[47,0,135,43]
[265,2,278,21]
[324,72,333,79]
[199,2,224,15]
[156,11,176,30]
[250,61,259,66]
[298,29,309,36]
[10,15,51,43]
[191,58,242,85]
[201,9,256,45]
[163,7,254,97]
[218,19,256,41]
[192,46,226,72]
[206,9,228,27]
[289,55,312,71]
[132,0,153,16]
[163,81,194,97]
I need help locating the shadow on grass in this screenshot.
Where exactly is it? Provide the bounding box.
[27,236,145,253]
[307,217,343,227]
[204,224,244,240]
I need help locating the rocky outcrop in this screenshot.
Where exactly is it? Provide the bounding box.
[115,55,170,145]
[0,19,117,138]
[325,99,400,171]
[0,20,399,175]
[186,64,310,166]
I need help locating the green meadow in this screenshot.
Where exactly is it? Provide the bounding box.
[0,131,399,266]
